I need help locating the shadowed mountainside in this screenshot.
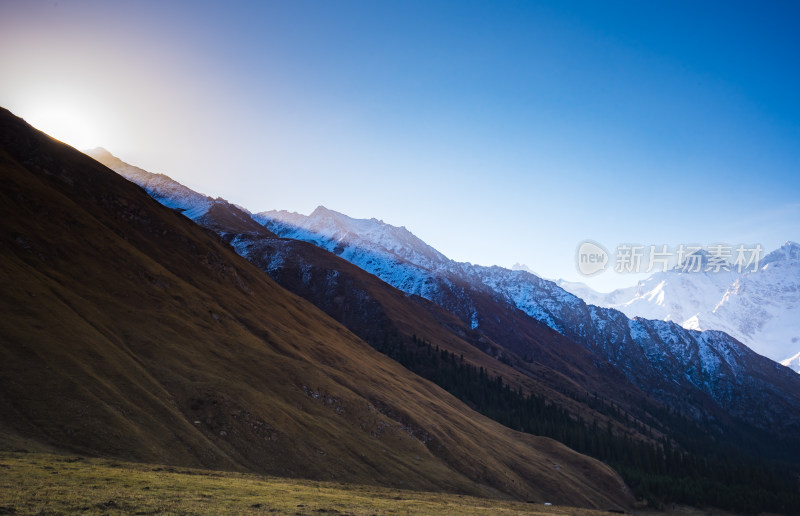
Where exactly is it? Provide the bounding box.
[0,107,632,509]
[87,145,800,512]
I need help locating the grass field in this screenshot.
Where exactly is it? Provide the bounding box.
[0,452,621,515]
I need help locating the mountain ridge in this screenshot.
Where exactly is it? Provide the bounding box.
[86,147,800,439]
[85,145,800,512]
[1,110,631,508]
[87,148,650,436]
[558,241,800,364]
[249,204,800,437]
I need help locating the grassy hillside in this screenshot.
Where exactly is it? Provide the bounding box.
[0,107,631,509]
[88,148,800,513]
[235,235,654,441]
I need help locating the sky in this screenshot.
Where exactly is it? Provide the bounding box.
[1,0,799,291]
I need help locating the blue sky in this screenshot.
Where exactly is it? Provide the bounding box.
[2,0,798,290]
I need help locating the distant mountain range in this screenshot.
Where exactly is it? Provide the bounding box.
[80,144,800,511]
[554,243,800,366]
[251,206,800,423]
[88,150,800,422]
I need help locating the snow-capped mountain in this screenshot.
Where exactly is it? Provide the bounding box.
[254,207,450,299]
[558,243,800,365]
[87,148,800,438]
[255,207,450,270]
[253,207,800,431]
[511,263,536,274]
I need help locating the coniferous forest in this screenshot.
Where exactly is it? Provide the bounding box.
[374,332,800,513]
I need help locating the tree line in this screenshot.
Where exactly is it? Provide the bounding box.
[370,331,800,513]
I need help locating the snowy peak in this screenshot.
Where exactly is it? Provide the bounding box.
[256,206,450,271]
[561,242,800,363]
[256,209,306,227]
[781,351,800,373]
[310,204,337,218]
[763,241,800,265]
[84,146,114,161]
[671,248,724,271]
[85,148,215,221]
[511,263,535,274]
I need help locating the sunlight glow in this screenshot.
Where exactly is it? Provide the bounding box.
[23,104,102,151]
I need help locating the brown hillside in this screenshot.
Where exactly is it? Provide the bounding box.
[235,235,652,440]
[0,107,632,509]
[84,147,647,422]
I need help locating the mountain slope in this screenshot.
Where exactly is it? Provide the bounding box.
[88,150,662,432]
[84,147,274,238]
[250,207,800,440]
[0,108,631,508]
[558,244,800,364]
[85,148,800,446]
[474,268,800,437]
[87,147,800,512]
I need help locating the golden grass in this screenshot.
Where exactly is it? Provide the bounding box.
[0,452,618,515]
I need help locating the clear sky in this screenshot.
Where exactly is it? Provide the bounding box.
[2,0,798,291]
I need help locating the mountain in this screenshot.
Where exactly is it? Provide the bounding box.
[87,151,655,446]
[783,351,800,373]
[83,147,272,237]
[558,243,800,365]
[254,206,451,300]
[0,109,635,509]
[244,206,800,460]
[511,263,535,274]
[87,150,800,511]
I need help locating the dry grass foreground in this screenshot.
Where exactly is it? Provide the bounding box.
[0,452,622,515]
